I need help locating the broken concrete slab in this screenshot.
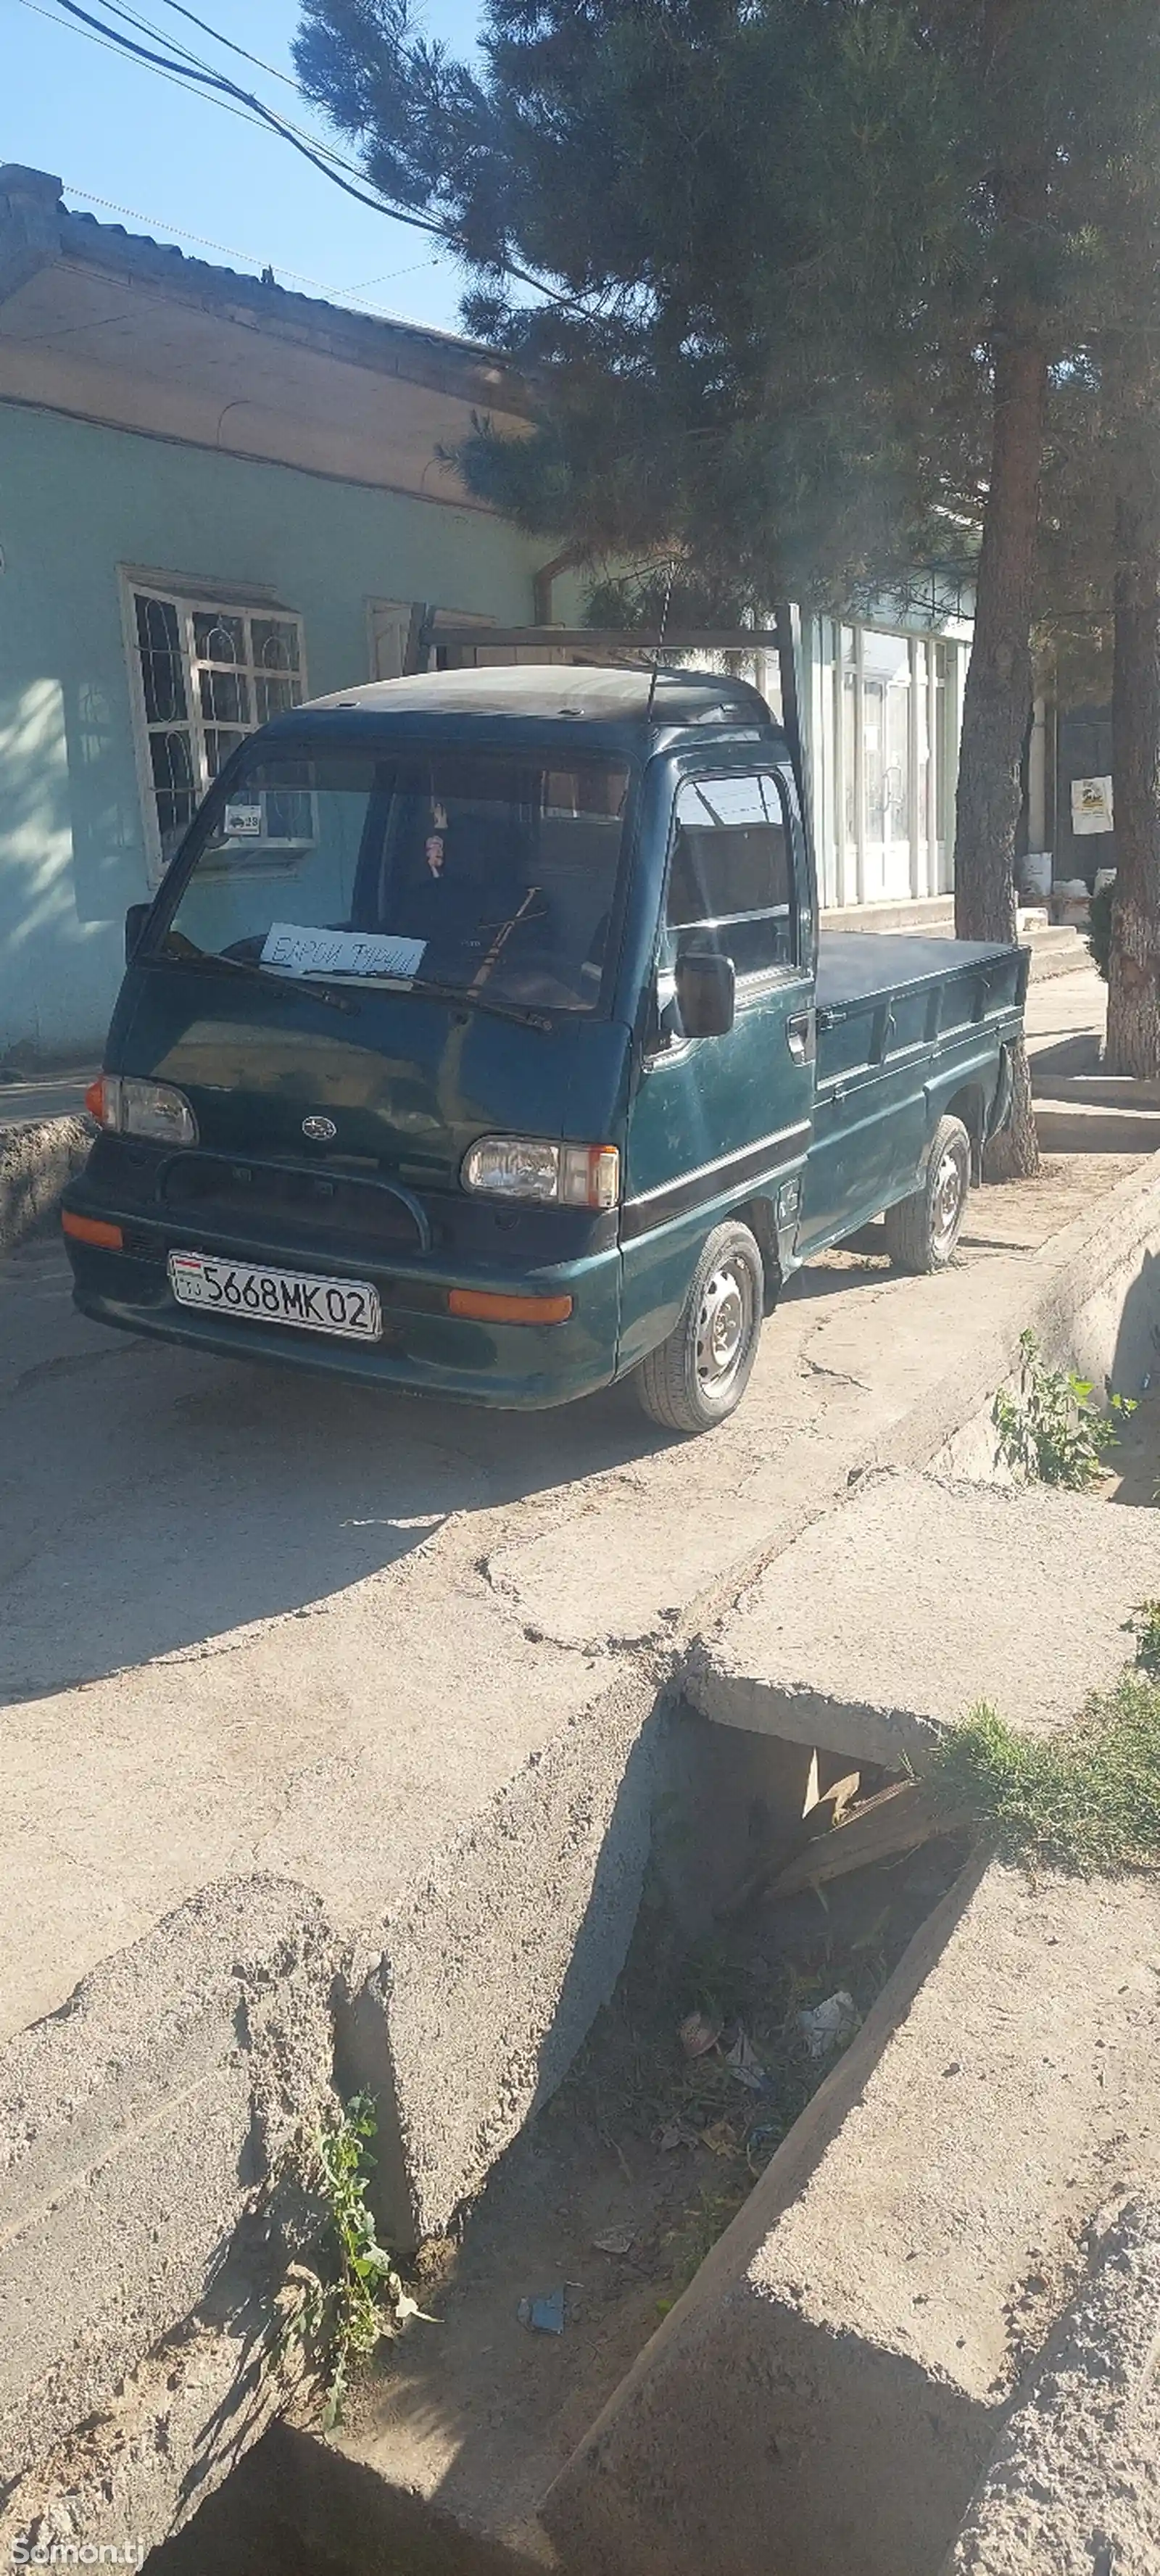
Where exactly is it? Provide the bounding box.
[1,2272,310,2568]
[689,1466,1160,1769]
[946,2198,1160,2576]
[542,1860,1160,2576]
[0,1875,335,2543]
[0,1111,91,1251]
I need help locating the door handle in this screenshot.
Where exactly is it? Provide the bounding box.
[787,1009,816,1065]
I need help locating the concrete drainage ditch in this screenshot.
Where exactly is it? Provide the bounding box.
[139,1802,971,2576]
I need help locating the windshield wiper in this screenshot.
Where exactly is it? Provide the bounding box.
[158,942,552,1028]
[402,978,554,1032]
[159,943,357,1013]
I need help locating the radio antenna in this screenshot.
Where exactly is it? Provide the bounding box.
[645,559,677,721]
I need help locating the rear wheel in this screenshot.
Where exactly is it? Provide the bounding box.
[882,1114,971,1274]
[635,1222,764,1433]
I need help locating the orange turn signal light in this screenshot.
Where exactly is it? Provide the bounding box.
[62,1211,123,1250]
[448,1288,573,1326]
[84,1076,107,1122]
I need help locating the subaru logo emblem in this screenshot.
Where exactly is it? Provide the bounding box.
[302,1115,337,1142]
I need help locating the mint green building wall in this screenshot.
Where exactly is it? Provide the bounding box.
[0,402,561,1060]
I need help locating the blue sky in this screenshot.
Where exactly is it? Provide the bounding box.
[4,0,482,334]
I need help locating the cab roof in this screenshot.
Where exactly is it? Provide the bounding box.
[302,660,776,732]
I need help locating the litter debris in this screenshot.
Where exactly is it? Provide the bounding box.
[798,1989,859,2061]
[679,2009,722,2058]
[517,2285,566,2334]
[702,2119,740,2158]
[657,2118,702,2153]
[592,2228,636,2256]
[394,2290,438,2325]
[724,2026,768,2092]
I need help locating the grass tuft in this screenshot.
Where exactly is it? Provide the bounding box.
[927,1676,1160,1878]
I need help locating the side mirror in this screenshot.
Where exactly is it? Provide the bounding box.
[675,948,735,1038]
[125,903,152,965]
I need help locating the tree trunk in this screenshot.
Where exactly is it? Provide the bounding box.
[1107,344,1160,1078]
[954,0,1045,1180]
[953,328,1045,1177]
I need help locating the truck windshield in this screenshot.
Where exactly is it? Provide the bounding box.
[157,748,631,1015]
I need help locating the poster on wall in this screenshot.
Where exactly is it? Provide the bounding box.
[1071,775,1114,836]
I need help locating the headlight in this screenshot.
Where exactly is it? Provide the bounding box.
[86,1074,198,1146]
[462,1135,620,1211]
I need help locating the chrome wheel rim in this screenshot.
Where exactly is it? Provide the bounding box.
[931,1144,966,1252]
[695,1258,753,1396]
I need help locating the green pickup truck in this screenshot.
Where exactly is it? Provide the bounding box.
[63,655,1026,1433]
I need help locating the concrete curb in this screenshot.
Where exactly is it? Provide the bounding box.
[0,1114,91,1254]
[927,1148,1160,1480]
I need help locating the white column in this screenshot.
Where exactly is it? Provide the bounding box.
[853,630,867,907]
[908,637,922,900]
[1028,695,1048,857]
[926,641,939,898]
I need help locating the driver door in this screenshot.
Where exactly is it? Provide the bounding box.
[618,767,815,1369]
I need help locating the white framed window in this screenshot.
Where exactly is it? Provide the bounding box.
[121,571,307,875]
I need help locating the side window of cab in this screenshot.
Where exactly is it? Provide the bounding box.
[662,773,796,988]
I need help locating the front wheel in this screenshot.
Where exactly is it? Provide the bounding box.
[882,1114,971,1274]
[635,1221,764,1434]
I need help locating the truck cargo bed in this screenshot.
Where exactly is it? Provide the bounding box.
[816,932,1018,1008]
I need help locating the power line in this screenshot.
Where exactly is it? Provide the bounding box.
[72,0,379,183]
[13,0,580,309]
[59,182,440,311]
[12,0,295,145]
[149,0,304,93]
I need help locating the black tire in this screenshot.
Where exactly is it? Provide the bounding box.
[882,1114,971,1274]
[635,1221,764,1433]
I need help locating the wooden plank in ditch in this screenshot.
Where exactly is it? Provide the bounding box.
[765,1781,953,1901]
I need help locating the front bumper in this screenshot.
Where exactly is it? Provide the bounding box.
[62,1177,623,1410]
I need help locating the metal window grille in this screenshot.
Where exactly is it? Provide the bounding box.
[130,586,307,869]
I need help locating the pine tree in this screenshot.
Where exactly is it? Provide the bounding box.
[297,0,1160,1121]
[294,0,973,607]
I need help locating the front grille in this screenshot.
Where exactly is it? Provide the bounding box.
[158,1154,424,1251]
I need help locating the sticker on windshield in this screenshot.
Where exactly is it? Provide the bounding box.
[260,924,428,981]
[224,803,263,838]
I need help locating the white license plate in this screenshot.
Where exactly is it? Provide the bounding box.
[167,1250,381,1341]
